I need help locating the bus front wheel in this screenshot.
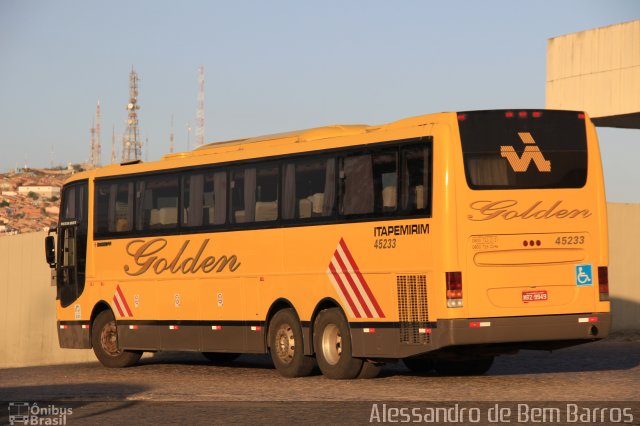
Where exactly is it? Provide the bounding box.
[91,310,141,368]
[314,308,364,379]
[268,308,315,377]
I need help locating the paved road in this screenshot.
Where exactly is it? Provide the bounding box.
[1,335,639,425]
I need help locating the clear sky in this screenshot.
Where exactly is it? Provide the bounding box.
[0,1,638,202]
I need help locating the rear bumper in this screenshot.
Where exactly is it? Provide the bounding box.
[349,312,611,359]
[432,312,610,349]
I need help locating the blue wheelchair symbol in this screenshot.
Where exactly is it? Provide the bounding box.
[575,264,593,286]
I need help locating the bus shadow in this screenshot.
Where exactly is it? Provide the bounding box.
[0,382,148,402]
[139,352,278,370]
[0,383,150,425]
[384,337,640,378]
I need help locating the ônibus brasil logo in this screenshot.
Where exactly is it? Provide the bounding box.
[7,402,73,425]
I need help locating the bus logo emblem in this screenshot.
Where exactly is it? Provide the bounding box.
[500,132,551,172]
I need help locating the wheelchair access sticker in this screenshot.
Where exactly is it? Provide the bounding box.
[575,264,593,286]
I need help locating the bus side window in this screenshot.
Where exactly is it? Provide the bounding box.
[401,144,432,216]
[373,150,398,213]
[136,176,179,230]
[231,165,279,224]
[282,158,335,220]
[116,183,134,232]
[341,154,374,215]
[183,171,226,227]
[96,182,134,233]
[95,183,110,234]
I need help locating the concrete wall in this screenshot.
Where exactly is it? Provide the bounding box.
[607,203,640,330]
[0,206,639,368]
[546,20,640,128]
[0,231,95,368]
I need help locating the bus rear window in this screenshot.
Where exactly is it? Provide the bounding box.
[458,110,587,189]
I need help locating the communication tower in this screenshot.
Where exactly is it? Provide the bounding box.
[169,114,175,153]
[89,101,101,167]
[122,66,142,161]
[111,124,117,163]
[196,65,205,146]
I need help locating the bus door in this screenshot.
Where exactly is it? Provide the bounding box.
[56,181,88,308]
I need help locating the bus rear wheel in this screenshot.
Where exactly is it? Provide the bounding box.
[433,356,494,376]
[314,308,364,379]
[268,308,315,378]
[91,310,141,368]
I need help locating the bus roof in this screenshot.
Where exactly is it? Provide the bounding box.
[61,111,458,184]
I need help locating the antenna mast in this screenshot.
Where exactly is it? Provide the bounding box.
[89,120,96,166]
[89,101,102,167]
[111,124,117,163]
[169,114,175,153]
[196,65,205,147]
[122,66,142,161]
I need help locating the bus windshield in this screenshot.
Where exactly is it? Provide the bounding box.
[458,110,587,190]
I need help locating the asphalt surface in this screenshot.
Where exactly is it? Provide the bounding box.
[1,334,639,425]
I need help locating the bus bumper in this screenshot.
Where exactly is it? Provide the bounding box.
[350,312,611,359]
[432,312,610,350]
[57,321,91,349]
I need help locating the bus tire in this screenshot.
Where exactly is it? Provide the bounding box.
[268,308,315,378]
[434,356,494,376]
[403,357,434,374]
[91,310,141,368]
[357,360,382,379]
[314,308,363,380]
[202,352,240,364]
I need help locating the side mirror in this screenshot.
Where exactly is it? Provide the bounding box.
[45,235,56,268]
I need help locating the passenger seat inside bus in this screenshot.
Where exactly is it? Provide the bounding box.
[298,193,324,218]
[255,201,278,221]
[415,185,424,209]
[149,207,178,226]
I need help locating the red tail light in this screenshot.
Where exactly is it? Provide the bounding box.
[518,111,528,118]
[532,111,542,118]
[598,266,609,301]
[446,271,463,308]
[578,113,585,119]
[505,111,514,118]
[457,113,467,121]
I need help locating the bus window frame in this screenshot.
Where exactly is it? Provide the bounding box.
[92,136,433,240]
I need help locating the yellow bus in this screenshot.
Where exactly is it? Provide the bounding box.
[45,109,610,379]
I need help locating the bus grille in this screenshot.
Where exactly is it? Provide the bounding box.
[397,275,429,344]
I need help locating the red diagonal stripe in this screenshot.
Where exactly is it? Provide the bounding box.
[116,285,133,317]
[112,295,125,318]
[333,249,373,318]
[339,239,385,318]
[328,261,360,318]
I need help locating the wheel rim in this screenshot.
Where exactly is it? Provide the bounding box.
[321,323,342,365]
[274,323,295,364]
[100,319,123,357]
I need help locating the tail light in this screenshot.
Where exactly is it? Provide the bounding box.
[446,271,463,308]
[598,266,609,301]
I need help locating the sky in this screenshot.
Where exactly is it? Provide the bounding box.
[0,0,638,202]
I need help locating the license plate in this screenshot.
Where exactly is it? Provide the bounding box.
[522,290,548,302]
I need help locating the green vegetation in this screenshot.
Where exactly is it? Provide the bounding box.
[27,191,39,200]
